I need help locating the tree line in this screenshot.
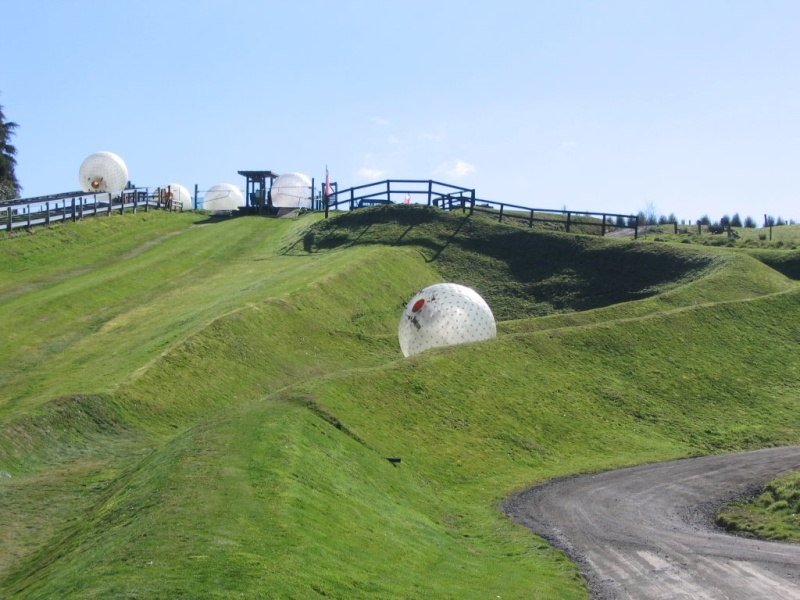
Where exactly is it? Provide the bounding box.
[631,212,793,229]
[697,214,793,228]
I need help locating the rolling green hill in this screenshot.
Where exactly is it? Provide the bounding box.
[1,206,799,598]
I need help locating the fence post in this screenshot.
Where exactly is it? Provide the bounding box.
[46,202,50,227]
[194,184,199,210]
[529,209,534,228]
[428,180,433,206]
[350,188,355,210]
[386,180,391,203]
[601,214,607,236]
[5,207,10,232]
[674,222,677,234]
[566,211,571,233]
[469,189,475,215]
[634,215,639,239]
[72,198,77,222]
[499,204,504,222]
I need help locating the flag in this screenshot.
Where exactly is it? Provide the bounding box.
[325,166,332,199]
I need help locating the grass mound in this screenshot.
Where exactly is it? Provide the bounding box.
[716,470,800,542]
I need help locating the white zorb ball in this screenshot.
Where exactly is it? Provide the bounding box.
[160,183,192,210]
[398,283,496,357]
[79,151,128,193]
[271,172,312,208]
[203,183,243,211]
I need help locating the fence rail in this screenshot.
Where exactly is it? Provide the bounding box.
[1,189,169,233]
[325,179,475,216]
[325,179,639,238]
[470,199,639,237]
[4,179,640,240]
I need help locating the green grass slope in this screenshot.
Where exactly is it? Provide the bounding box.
[1,206,800,599]
[716,469,800,542]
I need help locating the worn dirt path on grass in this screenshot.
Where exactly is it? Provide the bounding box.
[501,447,800,599]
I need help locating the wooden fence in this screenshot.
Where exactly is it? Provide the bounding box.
[1,189,171,233]
[3,179,640,240]
[325,179,639,238]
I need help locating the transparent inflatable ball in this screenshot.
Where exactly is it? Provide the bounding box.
[79,151,128,194]
[398,283,496,357]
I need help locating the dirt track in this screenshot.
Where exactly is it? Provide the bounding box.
[501,447,800,599]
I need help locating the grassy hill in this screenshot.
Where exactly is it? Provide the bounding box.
[1,206,799,598]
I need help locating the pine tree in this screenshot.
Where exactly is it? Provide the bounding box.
[0,101,21,200]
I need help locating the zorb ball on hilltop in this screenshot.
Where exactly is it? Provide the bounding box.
[79,151,128,193]
[160,183,193,210]
[203,183,243,211]
[398,283,496,357]
[271,172,312,208]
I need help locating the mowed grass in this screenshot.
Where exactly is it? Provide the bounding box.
[1,206,800,598]
[0,210,352,414]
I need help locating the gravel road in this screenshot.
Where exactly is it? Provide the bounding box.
[501,447,800,599]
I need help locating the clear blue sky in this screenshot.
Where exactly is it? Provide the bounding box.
[4,0,799,223]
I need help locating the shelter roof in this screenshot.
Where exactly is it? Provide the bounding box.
[238,170,279,179]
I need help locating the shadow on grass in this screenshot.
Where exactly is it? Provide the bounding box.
[747,250,800,281]
[305,205,715,319]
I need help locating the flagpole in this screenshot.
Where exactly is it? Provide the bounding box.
[324,165,330,218]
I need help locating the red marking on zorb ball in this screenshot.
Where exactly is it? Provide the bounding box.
[412,298,425,313]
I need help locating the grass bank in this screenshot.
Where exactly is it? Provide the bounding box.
[716,471,800,543]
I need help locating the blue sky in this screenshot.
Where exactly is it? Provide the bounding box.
[4,0,799,223]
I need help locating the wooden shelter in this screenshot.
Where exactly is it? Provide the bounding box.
[238,170,279,214]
